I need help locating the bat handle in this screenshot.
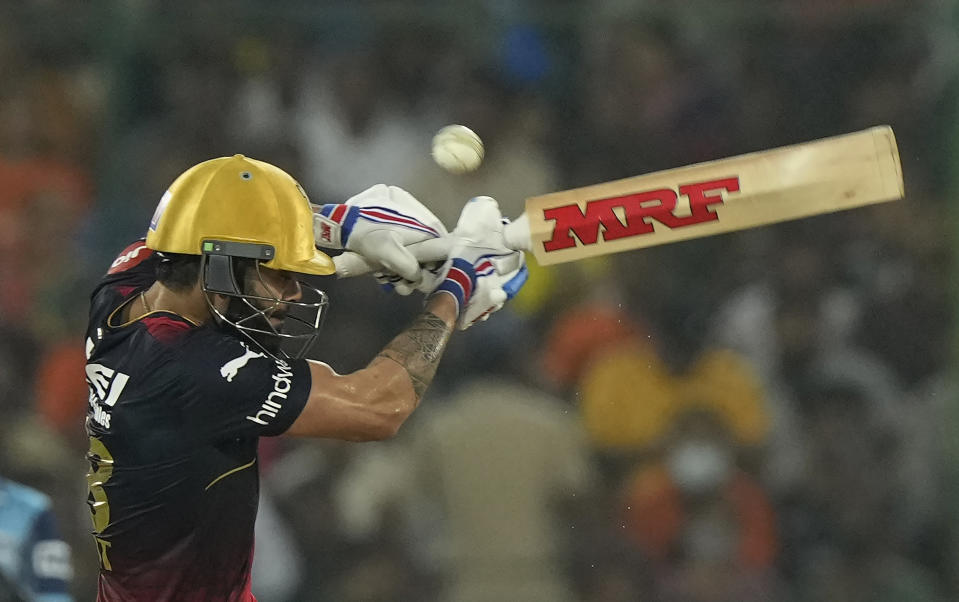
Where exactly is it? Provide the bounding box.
[503,213,531,251]
[334,213,530,278]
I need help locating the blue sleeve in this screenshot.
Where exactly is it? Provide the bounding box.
[24,508,73,602]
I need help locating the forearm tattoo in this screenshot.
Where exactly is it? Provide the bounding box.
[377,312,452,400]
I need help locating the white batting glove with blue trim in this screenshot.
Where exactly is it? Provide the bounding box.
[313,184,447,284]
[428,197,529,330]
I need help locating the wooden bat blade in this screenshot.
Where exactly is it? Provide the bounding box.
[524,126,904,265]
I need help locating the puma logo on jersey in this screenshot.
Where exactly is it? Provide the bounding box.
[220,345,266,382]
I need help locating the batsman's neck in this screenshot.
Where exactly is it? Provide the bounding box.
[138,282,212,325]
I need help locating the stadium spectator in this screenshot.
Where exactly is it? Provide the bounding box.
[0,475,74,602]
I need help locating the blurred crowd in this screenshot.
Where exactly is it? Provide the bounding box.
[1,1,957,600]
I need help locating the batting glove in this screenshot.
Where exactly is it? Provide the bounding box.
[428,196,529,329]
[313,184,448,285]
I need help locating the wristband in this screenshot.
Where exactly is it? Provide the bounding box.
[429,258,476,316]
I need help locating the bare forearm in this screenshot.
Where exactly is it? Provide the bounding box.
[289,295,456,440]
[376,294,456,402]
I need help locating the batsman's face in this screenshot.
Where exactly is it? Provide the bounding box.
[242,264,303,328]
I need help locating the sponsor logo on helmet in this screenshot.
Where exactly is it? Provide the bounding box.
[150,190,172,231]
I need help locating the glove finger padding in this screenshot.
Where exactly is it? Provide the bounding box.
[315,184,448,283]
[364,230,422,282]
[429,249,528,330]
[459,277,506,329]
[453,196,504,243]
[349,185,446,230]
[373,272,418,296]
[332,251,375,279]
[489,251,523,276]
[456,252,526,330]
[424,196,531,329]
[342,196,524,291]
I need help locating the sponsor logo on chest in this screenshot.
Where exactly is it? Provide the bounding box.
[86,361,131,429]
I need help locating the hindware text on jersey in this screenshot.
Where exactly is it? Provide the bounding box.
[246,360,295,426]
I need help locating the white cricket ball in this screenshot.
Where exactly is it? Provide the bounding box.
[431,124,484,174]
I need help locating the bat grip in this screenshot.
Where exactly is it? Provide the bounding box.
[333,213,530,278]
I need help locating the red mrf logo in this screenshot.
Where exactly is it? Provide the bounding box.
[542,176,740,252]
[319,223,333,244]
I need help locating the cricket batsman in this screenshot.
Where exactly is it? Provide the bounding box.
[83,155,526,601]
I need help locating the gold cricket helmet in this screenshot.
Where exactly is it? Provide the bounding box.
[146,155,332,359]
[145,154,334,275]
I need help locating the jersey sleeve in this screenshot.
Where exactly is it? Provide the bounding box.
[95,239,160,294]
[176,330,311,439]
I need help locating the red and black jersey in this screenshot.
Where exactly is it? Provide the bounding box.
[84,241,311,602]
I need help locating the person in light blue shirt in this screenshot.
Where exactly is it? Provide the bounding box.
[0,477,73,602]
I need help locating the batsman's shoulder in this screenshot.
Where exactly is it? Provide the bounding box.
[107,239,154,275]
[90,239,161,306]
[169,327,259,365]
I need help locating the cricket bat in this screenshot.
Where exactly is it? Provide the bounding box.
[337,126,903,274]
[510,125,903,265]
